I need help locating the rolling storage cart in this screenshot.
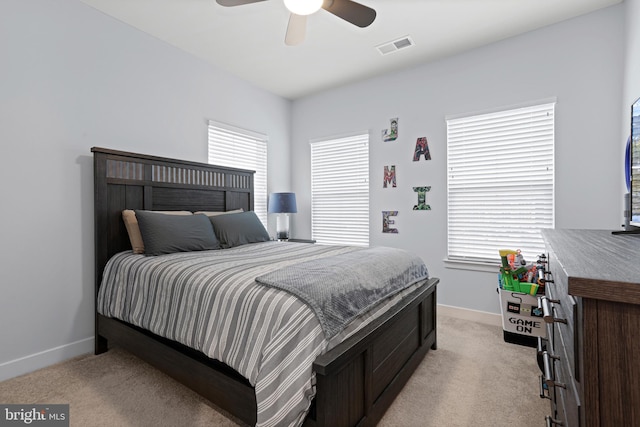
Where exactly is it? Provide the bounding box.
[497,250,548,347]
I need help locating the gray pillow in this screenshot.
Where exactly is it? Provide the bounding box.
[209,211,270,249]
[135,210,220,255]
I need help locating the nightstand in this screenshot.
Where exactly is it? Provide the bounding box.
[287,238,316,244]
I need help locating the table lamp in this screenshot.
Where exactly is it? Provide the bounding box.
[268,192,297,240]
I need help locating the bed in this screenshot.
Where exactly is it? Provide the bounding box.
[92,146,439,427]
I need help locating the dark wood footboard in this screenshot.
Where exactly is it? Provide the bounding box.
[309,277,438,427]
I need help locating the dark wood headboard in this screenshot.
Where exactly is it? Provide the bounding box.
[92,146,255,292]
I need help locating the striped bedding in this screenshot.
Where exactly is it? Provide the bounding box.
[97,241,427,427]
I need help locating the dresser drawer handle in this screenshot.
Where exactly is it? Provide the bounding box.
[539,296,568,324]
[542,351,566,389]
[545,416,565,426]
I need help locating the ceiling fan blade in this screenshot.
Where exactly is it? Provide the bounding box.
[322,0,376,28]
[216,0,267,6]
[285,14,306,46]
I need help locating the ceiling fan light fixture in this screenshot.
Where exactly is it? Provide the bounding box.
[283,0,322,16]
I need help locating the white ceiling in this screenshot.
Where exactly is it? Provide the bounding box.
[78,0,621,100]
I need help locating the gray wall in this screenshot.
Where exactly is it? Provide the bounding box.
[0,0,291,380]
[623,0,640,136]
[290,5,625,315]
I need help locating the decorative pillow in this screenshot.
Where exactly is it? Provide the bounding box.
[194,208,244,217]
[208,211,270,249]
[122,210,193,254]
[134,210,220,256]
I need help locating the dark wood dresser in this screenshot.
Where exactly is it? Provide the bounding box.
[540,229,640,426]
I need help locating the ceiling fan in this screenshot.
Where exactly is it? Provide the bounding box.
[216,0,376,46]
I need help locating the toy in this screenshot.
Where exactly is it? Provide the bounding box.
[498,249,539,295]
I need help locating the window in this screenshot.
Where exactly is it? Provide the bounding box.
[446,101,555,264]
[207,121,268,226]
[310,133,369,246]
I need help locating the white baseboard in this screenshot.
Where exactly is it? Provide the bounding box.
[438,304,502,327]
[0,337,94,382]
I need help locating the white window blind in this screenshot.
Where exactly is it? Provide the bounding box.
[446,102,555,263]
[310,133,369,246]
[207,121,268,226]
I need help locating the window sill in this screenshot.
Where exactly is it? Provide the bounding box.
[443,258,500,273]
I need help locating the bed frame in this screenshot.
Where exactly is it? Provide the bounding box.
[92,146,438,427]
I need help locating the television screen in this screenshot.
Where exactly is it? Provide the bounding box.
[631,97,640,227]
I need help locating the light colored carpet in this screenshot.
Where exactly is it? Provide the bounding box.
[0,314,548,426]
[378,315,547,427]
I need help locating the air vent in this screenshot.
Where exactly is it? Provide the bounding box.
[376,36,415,56]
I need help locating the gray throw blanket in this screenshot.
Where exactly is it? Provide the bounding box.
[255,246,429,339]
